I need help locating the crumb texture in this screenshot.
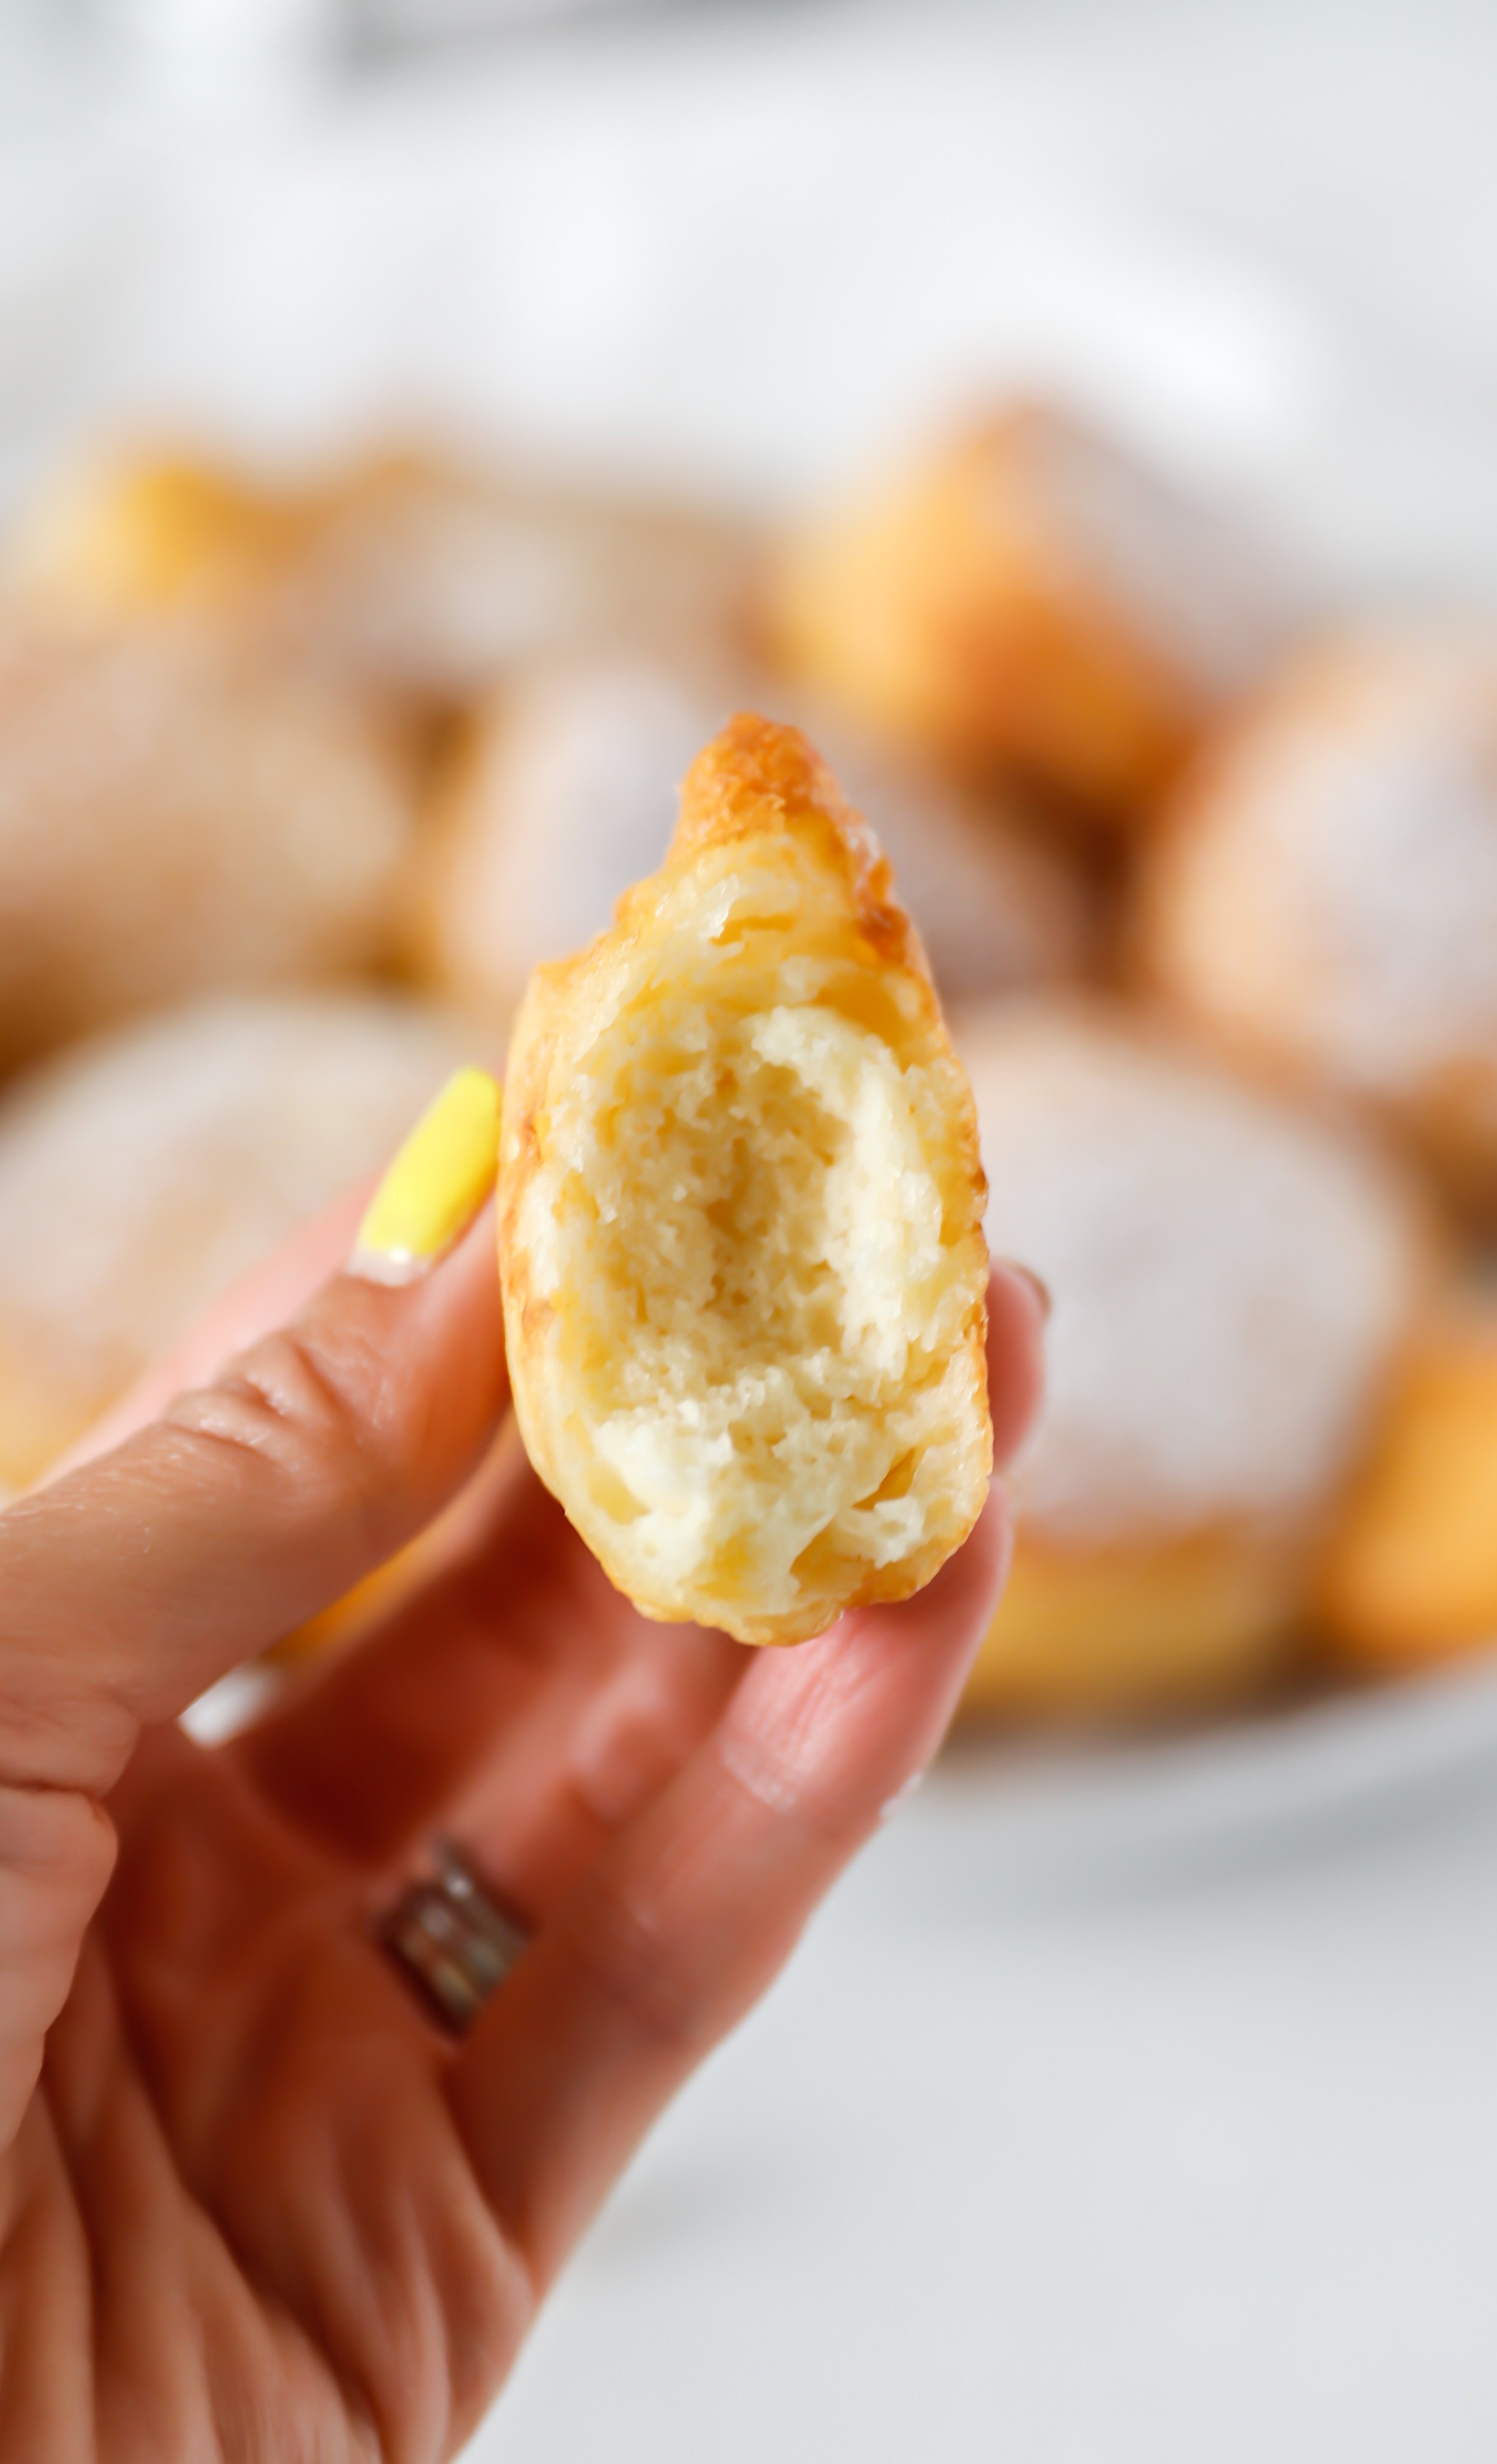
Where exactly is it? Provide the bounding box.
[499,714,991,1645]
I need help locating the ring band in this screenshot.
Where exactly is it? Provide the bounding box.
[376,1839,530,2036]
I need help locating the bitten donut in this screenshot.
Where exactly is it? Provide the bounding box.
[1136,632,1497,1214]
[0,619,413,1071]
[498,714,993,1647]
[1315,1289,1497,1672]
[0,993,479,1489]
[956,1004,1429,1717]
[415,650,1092,1026]
[769,399,1292,819]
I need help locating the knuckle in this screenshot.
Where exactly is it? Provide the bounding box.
[0,1782,117,1952]
[714,1722,807,1820]
[165,1324,391,1551]
[714,1713,864,1852]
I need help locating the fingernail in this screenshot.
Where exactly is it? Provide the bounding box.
[349,1068,502,1286]
[1004,1261,1052,1323]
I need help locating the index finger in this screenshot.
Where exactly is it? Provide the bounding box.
[41,1183,373,1481]
[0,1199,508,1802]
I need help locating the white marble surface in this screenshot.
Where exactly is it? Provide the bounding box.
[7,4,1497,2453]
[481,1747,1497,2461]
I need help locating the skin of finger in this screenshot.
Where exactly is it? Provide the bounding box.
[0,1784,118,2165]
[231,1263,1038,1891]
[0,1202,508,1803]
[447,1487,1011,2290]
[41,1184,374,1485]
[232,1449,745,1893]
[986,1262,1047,1472]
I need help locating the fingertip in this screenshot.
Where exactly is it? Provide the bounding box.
[347,1067,503,1289]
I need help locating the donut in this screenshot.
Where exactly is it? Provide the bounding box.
[414,650,1093,1028]
[769,400,1293,819]
[277,452,758,711]
[1314,1287,1497,1671]
[955,1004,1430,1717]
[0,993,481,1489]
[1135,632,1497,1216]
[498,714,992,1646]
[4,449,295,625]
[0,619,413,1071]
[6,444,759,719]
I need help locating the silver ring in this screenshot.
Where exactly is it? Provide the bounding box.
[375,1840,530,2036]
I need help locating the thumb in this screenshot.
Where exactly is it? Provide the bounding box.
[0,1069,508,1804]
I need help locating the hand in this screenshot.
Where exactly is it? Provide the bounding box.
[0,1156,1043,2462]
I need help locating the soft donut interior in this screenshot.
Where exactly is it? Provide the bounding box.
[538,949,974,1633]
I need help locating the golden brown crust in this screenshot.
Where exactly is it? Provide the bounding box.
[768,403,1288,823]
[959,1524,1302,1722]
[666,711,929,975]
[498,713,992,1645]
[1313,1293,1497,1671]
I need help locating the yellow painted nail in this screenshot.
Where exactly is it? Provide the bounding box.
[349,1068,502,1286]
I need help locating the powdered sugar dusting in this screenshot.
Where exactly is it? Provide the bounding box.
[964,1008,1420,1546]
[0,623,410,1066]
[277,468,751,702]
[1193,639,1497,1092]
[1020,410,1293,695]
[454,659,719,999]
[0,994,478,1454]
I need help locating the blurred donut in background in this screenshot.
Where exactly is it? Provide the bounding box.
[277,453,759,715]
[956,1005,1432,1718]
[3,406,1488,1724]
[0,621,413,1071]
[6,444,760,724]
[0,992,482,1489]
[4,450,299,625]
[414,651,1093,1028]
[1135,632,1497,1218]
[816,716,1095,1004]
[768,399,1295,822]
[413,652,725,1022]
[1315,1284,1497,1674]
